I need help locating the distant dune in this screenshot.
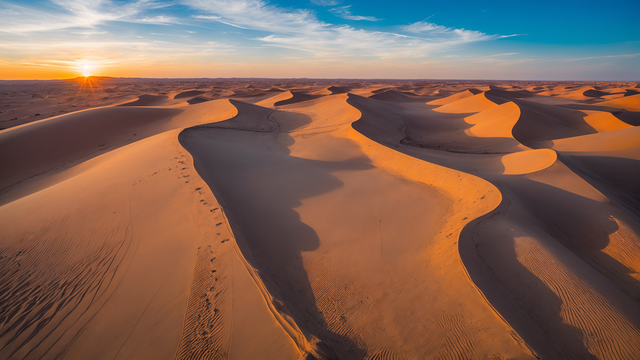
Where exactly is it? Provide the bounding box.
[1,80,639,360]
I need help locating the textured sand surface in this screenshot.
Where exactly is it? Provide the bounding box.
[1,79,639,359]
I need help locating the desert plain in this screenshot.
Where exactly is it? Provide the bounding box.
[0,78,639,360]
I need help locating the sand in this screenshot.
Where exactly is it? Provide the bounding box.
[1,79,639,360]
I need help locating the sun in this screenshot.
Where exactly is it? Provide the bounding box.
[82,64,92,77]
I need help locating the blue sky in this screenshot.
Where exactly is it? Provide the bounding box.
[0,0,638,80]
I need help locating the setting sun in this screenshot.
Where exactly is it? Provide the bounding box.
[82,64,92,77]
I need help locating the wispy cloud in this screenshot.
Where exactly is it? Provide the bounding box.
[192,14,221,20]
[311,0,343,5]
[183,0,497,59]
[559,53,640,63]
[402,21,494,43]
[329,6,380,21]
[0,0,175,33]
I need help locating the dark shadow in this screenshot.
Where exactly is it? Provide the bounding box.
[179,103,370,359]
[347,93,519,155]
[118,94,167,106]
[0,106,182,201]
[497,178,640,300]
[274,92,324,107]
[368,90,425,103]
[555,103,640,126]
[187,96,212,105]
[485,88,537,99]
[327,86,352,95]
[559,154,640,221]
[458,192,599,359]
[583,89,611,98]
[174,90,206,99]
[510,98,598,149]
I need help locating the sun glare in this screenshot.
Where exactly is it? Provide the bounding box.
[82,64,92,77]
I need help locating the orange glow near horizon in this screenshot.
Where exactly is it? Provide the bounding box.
[75,76,98,93]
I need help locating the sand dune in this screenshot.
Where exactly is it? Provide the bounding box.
[369,90,422,103]
[432,92,501,114]
[254,90,292,108]
[120,94,169,106]
[510,99,598,148]
[174,90,207,99]
[426,89,481,105]
[580,110,633,132]
[1,80,639,360]
[0,107,181,197]
[597,93,640,112]
[273,91,323,107]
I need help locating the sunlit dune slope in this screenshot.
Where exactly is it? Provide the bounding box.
[597,93,640,112]
[427,89,481,105]
[433,92,501,114]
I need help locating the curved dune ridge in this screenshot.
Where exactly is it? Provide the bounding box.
[596,93,640,112]
[273,91,323,107]
[432,92,501,113]
[426,88,481,105]
[464,101,521,138]
[119,94,169,106]
[174,90,207,99]
[1,80,639,360]
[580,110,633,132]
[500,149,557,175]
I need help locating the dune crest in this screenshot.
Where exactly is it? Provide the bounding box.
[464,101,521,138]
[500,149,557,175]
[433,92,500,114]
[427,89,480,105]
[596,93,640,112]
[580,110,633,132]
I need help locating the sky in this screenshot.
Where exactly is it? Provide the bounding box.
[0,0,638,80]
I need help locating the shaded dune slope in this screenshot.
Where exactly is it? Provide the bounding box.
[119,94,168,106]
[0,107,182,197]
[511,99,598,148]
[174,90,206,99]
[432,92,503,114]
[426,89,482,106]
[273,91,323,107]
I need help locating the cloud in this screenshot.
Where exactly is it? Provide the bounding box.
[329,5,380,21]
[183,0,496,59]
[71,30,108,35]
[559,53,640,63]
[311,0,342,5]
[0,0,175,33]
[193,15,221,20]
[402,21,496,43]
